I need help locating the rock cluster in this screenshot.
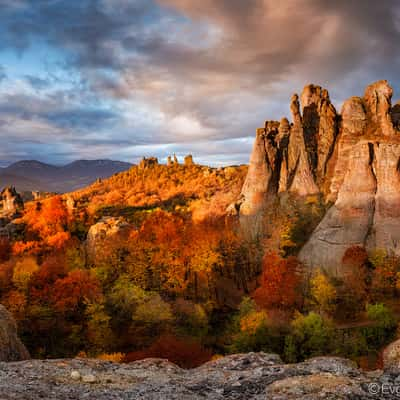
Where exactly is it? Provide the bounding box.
[0,305,29,362]
[167,154,178,166]
[1,352,400,399]
[233,80,400,274]
[139,157,159,169]
[233,84,338,216]
[166,154,194,166]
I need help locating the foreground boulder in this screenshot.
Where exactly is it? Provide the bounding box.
[383,338,400,370]
[0,305,29,362]
[0,352,398,399]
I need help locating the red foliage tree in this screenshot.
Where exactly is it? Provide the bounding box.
[0,237,11,262]
[335,246,370,317]
[342,246,368,268]
[51,270,102,313]
[29,255,68,305]
[253,252,302,310]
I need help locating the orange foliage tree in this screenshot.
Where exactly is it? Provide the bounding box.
[20,196,71,254]
[253,252,303,311]
[51,269,102,313]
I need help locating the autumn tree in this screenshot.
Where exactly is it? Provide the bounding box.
[51,270,102,314]
[284,312,335,362]
[309,270,336,316]
[22,196,71,252]
[253,253,303,311]
[338,246,370,318]
[362,303,396,349]
[13,257,39,291]
[228,297,285,354]
[0,237,11,262]
[369,249,400,299]
[28,255,68,306]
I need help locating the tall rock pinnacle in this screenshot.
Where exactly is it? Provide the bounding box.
[364,80,395,136]
[233,83,336,214]
[232,80,400,275]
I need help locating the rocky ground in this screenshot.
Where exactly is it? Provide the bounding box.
[1,352,400,399]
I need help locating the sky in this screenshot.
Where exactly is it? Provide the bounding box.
[0,0,399,167]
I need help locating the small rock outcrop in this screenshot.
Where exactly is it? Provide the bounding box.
[383,338,400,370]
[0,352,398,399]
[139,157,158,169]
[234,80,400,275]
[0,305,29,362]
[0,187,24,217]
[86,217,131,258]
[184,154,194,166]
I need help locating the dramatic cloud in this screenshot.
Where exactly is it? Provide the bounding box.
[0,0,399,166]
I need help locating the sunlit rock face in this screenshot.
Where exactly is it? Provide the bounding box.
[86,217,131,259]
[0,187,24,217]
[233,80,400,275]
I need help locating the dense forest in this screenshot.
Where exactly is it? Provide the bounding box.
[0,162,399,369]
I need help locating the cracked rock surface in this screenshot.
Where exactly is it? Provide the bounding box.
[0,353,399,399]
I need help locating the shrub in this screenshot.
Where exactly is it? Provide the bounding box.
[228,297,285,354]
[285,312,335,362]
[361,303,396,349]
[97,352,124,362]
[123,335,212,368]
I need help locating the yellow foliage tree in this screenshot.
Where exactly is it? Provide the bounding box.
[240,310,268,335]
[309,271,337,316]
[13,257,39,291]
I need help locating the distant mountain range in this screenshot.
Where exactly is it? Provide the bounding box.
[0,160,133,193]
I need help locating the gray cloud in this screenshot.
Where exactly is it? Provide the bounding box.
[0,0,399,166]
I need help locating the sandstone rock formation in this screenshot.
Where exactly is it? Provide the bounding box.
[392,101,400,129]
[139,157,158,169]
[0,305,30,362]
[232,83,337,215]
[184,154,194,166]
[301,81,400,273]
[383,339,400,370]
[234,127,278,215]
[0,187,24,217]
[234,80,400,274]
[0,352,398,399]
[86,217,131,258]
